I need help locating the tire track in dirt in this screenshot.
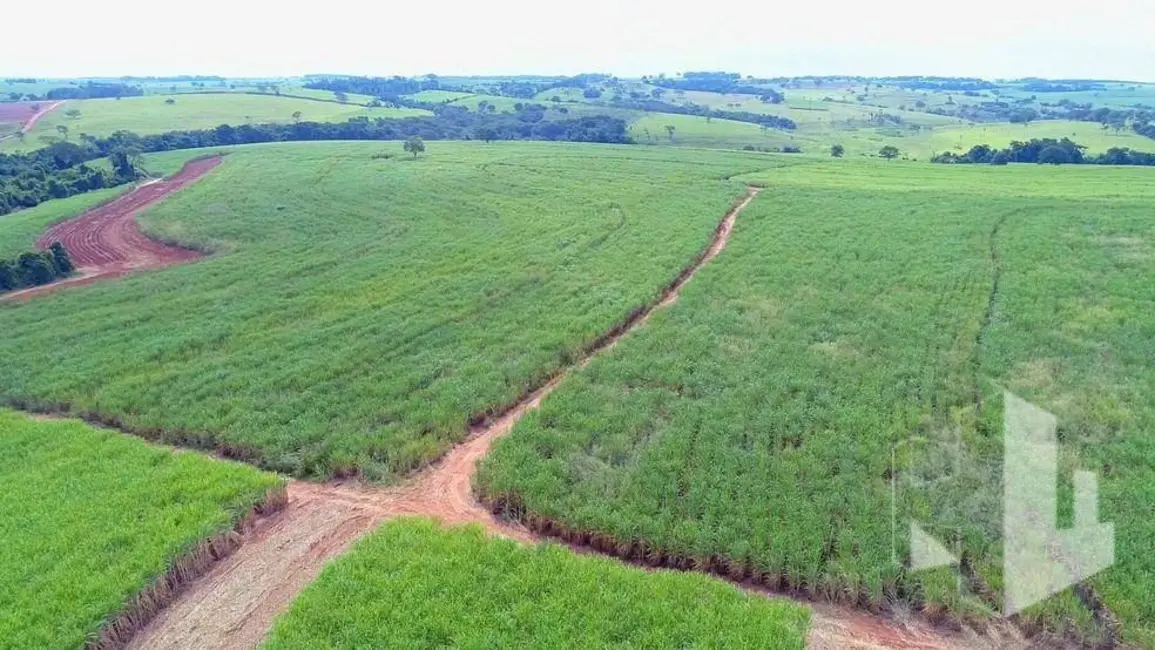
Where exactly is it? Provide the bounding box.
[125,186,1001,650]
[2,156,220,302]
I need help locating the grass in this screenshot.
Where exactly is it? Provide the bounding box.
[2,94,429,152]
[405,89,476,103]
[264,518,810,649]
[478,158,1155,645]
[629,112,803,150]
[0,408,281,649]
[0,141,788,481]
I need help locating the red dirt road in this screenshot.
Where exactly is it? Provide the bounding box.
[2,156,221,301]
[126,187,1006,650]
[0,100,64,137]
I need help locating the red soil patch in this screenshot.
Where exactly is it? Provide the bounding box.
[3,156,221,301]
[0,100,64,132]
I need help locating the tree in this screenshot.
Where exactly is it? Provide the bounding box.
[64,108,82,119]
[665,124,676,142]
[583,87,602,99]
[830,144,845,158]
[334,91,348,103]
[1038,145,1070,165]
[879,145,900,160]
[164,98,176,105]
[475,126,498,143]
[292,111,303,123]
[403,135,425,158]
[1010,108,1039,127]
[56,124,69,140]
[48,242,74,275]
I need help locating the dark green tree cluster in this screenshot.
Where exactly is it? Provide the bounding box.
[608,98,796,130]
[931,138,1155,166]
[647,71,785,101]
[0,243,74,294]
[0,141,141,215]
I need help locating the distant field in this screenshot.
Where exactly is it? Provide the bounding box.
[445,92,522,112]
[923,120,1155,156]
[629,112,803,150]
[405,89,475,103]
[0,141,782,481]
[2,94,429,151]
[0,409,281,649]
[266,518,809,649]
[480,159,1155,645]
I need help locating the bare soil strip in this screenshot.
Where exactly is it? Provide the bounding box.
[2,156,219,302]
[0,100,65,142]
[48,185,990,649]
[22,100,66,134]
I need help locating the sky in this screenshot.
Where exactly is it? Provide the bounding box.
[3,0,1153,81]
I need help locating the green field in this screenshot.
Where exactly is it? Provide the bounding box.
[0,141,787,481]
[265,518,809,649]
[0,408,281,649]
[2,94,429,151]
[479,158,1155,645]
[405,89,476,103]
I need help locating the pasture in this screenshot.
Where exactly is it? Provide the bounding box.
[265,518,809,648]
[0,141,784,482]
[0,409,281,649]
[2,94,429,151]
[478,158,1155,645]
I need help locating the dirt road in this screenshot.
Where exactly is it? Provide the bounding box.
[2,157,220,302]
[124,187,999,650]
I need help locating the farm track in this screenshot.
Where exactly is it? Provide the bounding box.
[0,100,65,142]
[2,156,218,302]
[117,185,1001,650]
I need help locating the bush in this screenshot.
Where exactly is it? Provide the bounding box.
[0,244,75,294]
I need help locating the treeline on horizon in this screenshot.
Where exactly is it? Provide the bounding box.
[305,74,798,131]
[5,81,144,103]
[0,109,630,215]
[931,138,1155,166]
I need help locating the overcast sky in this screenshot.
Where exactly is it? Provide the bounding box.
[4,0,1152,81]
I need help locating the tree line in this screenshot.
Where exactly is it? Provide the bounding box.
[1,108,632,215]
[645,72,785,102]
[931,138,1155,166]
[608,98,797,130]
[0,243,74,294]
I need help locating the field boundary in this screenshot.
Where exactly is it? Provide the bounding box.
[88,484,288,650]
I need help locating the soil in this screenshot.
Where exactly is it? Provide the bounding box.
[0,100,65,140]
[2,156,220,302]
[123,186,1006,650]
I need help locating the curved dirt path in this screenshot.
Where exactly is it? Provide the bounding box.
[21,100,66,134]
[126,186,999,650]
[3,156,219,302]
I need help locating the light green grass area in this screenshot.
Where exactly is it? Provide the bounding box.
[446,93,523,112]
[0,408,281,649]
[0,141,788,481]
[923,120,1155,156]
[264,518,809,649]
[405,89,475,103]
[479,158,1155,645]
[3,94,429,151]
[629,112,804,150]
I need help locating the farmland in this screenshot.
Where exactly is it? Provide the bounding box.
[2,94,428,151]
[0,141,783,482]
[478,158,1155,646]
[265,517,809,648]
[0,408,282,649]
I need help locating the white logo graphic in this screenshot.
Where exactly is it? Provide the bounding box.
[906,391,1114,615]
